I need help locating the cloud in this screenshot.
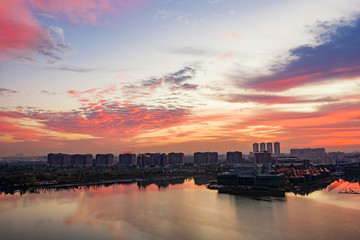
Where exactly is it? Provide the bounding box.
[164,66,196,84]
[30,0,146,25]
[0,88,17,96]
[0,101,190,141]
[41,90,57,95]
[68,88,99,97]
[0,0,72,62]
[226,94,336,104]
[0,0,145,62]
[48,66,98,73]
[243,18,360,91]
[170,47,213,56]
[219,51,235,62]
[223,32,241,39]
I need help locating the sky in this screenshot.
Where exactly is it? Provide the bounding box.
[1,0,360,156]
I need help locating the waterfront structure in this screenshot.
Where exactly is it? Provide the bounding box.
[253,143,259,153]
[119,153,137,167]
[71,154,93,167]
[267,142,273,154]
[274,142,280,155]
[260,142,266,152]
[194,152,218,166]
[168,152,184,166]
[94,154,114,167]
[290,148,326,157]
[218,163,285,187]
[47,153,71,167]
[226,151,243,164]
[254,151,272,164]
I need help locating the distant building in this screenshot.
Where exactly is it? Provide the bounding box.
[160,153,169,167]
[168,152,184,166]
[254,151,272,164]
[260,142,266,152]
[47,153,71,167]
[253,143,259,153]
[274,142,280,155]
[71,154,93,167]
[290,148,325,158]
[226,151,243,164]
[267,142,273,154]
[194,152,218,166]
[137,154,150,168]
[94,154,114,167]
[119,153,137,167]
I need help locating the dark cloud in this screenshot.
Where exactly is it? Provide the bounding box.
[41,90,57,95]
[243,17,360,91]
[48,66,97,73]
[226,94,336,104]
[0,88,17,96]
[165,66,196,84]
[181,83,198,90]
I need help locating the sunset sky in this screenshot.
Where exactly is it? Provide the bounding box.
[1,0,360,156]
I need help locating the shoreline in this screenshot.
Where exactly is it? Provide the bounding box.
[0,174,213,194]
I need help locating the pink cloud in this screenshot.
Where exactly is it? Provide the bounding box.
[223,32,241,39]
[219,51,235,62]
[30,0,146,25]
[68,88,99,97]
[0,0,50,59]
[0,0,146,60]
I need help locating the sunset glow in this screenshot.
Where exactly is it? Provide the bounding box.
[1,0,360,155]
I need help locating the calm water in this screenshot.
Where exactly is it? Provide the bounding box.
[0,178,359,240]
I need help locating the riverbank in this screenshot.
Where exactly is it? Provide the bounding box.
[207,176,337,197]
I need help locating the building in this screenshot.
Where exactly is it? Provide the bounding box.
[260,142,266,152]
[71,154,93,167]
[94,154,114,167]
[253,143,259,153]
[160,153,169,167]
[218,163,285,187]
[274,142,280,155]
[119,153,137,167]
[290,148,326,158]
[194,152,218,166]
[267,142,273,154]
[226,151,243,164]
[47,153,71,167]
[168,152,184,166]
[137,154,150,168]
[254,151,272,164]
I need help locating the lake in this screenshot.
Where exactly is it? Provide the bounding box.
[0,177,359,240]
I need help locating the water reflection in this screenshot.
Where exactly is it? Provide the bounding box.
[0,178,359,240]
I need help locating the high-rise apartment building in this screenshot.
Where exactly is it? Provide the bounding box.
[194,152,218,166]
[267,142,273,154]
[226,151,243,164]
[119,153,137,167]
[274,142,280,155]
[95,154,114,167]
[260,142,266,152]
[168,152,184,166]
[253,143,259,153]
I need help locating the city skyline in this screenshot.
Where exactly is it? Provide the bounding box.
[1,0,360,156]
